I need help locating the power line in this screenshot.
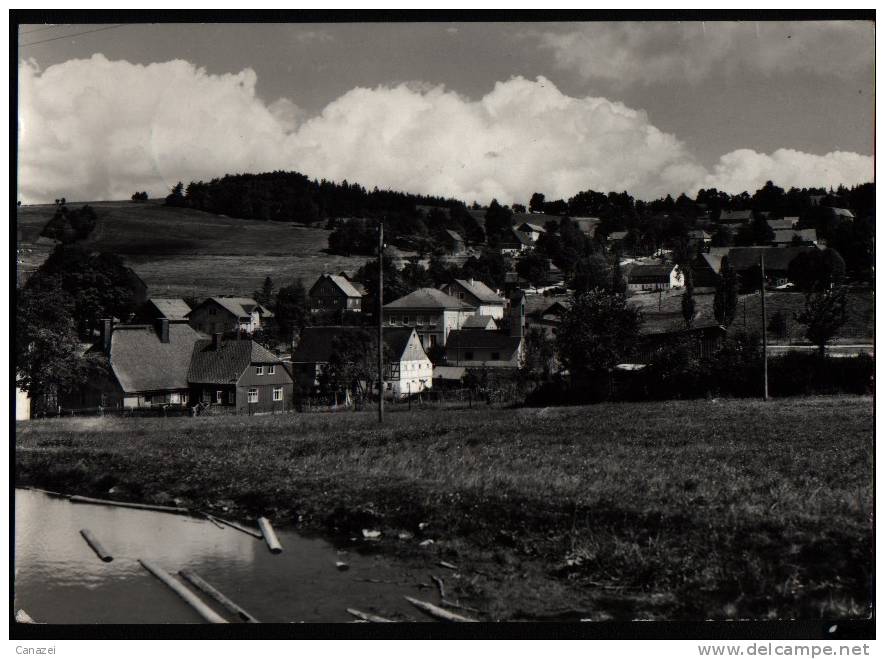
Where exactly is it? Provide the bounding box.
[19,24,127,47]
[20,24,65,36]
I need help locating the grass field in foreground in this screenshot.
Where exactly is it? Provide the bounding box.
[16,396,873,621]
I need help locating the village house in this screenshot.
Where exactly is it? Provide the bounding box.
[627,264,684,291]
[308,273,364,315]
[445,291,525,368]
[188,333,293,413]
[440,278,506,319]
[186,297,272,335]
[69,319,202,410]
[440,229,466,254]
[291,326,433,399]
[718,209,753,225]
[461,315,498,330]
[526,298,570,337]
[767,218,799,231]
[692,251,726,288]
[516,221,546,242]
[498,226,533,256]
[687,229,712,245]
[636,324,728,363]
[770,228,818,246]
[383,288,475,349]
[133,297,191,323]
[726,246,820,287]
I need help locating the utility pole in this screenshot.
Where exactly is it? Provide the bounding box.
[760,252,769,401]
[377,220,385,424]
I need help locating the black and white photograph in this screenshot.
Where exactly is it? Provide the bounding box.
[11,11,875,641]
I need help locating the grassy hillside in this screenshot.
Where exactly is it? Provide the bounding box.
[631,287,874,342]
[16,397,873,621]
[16,201,368,297]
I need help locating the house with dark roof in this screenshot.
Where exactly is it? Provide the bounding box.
[498,227,533,256]
[516,222,546,242]
[725,246,820,287]
[308,274,364,316]
[133,297,191,323]
[718,210,753,224]
[440,279,506,318]
[445,290,525,368]
[692,252,724,288]
[767,218,798,231]
[440,229,466,254]
[292,326,432,398]
[384,288,475,349]
[188,334,292,413]
[770,228,818,246]
[70,319,203,410]
[687,229,712,244]
[462,315,498,330]
[627,264,684,291]
[187,297,272,335]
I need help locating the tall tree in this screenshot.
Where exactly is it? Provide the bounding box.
[275,279,310,343]
[681,268,695,328]
[795,287,848,357]
[254,276,275,309]
[529,192,546,214]
[484,199,512,243]
[787,249,846,293]
[714,259,739,327]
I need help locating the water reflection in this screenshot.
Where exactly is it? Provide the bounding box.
[15,489,432,624]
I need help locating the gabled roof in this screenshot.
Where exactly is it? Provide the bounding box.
[687,229,711,240]
[608,230,629,241]
[771,228,817,244]
[499,227,533,248]
[446,330,522,355]
[147,298,192,321]
[292,326,420,364]
[540,300,571,317]
[188,339,282,384]
[627,264,676,284]
[696,252,724,273]
[443,229,464,243]
[318,274,363,298]
[107,323,202,393]
[462,315,498,329]
[719,210,753,223]
[726,246,818,272]
[453,279,505,305]
[517,222,546,234]
[831,208,855,218]
[189,297,272,320]
[385,288,472,310]
[767,218,797,231]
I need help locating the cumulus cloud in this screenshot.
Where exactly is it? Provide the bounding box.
[536,21,873,86]
[17,55,873,205]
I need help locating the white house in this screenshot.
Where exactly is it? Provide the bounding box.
[440,279,506,319]
[627,264,684,291]
[384,288,475,349]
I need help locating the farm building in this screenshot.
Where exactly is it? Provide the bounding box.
[308,273,364,315]
[767,218,798,231]
[627,264,684,291]
[636,324,728,364]
[133,297,191,323]
[187,297,272,335]
[718,210,753,224]
[692,252,725,287]
[445,289,525,368]
[498,227,533,256]
[441,279,506,319]
[725,246,820,287]
[516,222,546,242]
[69,319,202,410]
[384,288,475,349]
[440,229,466,254]
[291,326,432,399]
[687,229,712,244]
[188,334,293,414]
[770,228,818,246]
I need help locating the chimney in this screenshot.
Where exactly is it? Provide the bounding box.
[157,318,170,343]
[509,291,525,339]
[212,332,223,351]
[101,318,113,354]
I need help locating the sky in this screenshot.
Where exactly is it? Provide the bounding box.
[17,20,875,205]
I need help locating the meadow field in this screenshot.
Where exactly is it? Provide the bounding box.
[16,201,366,297]
[16,396,873,621]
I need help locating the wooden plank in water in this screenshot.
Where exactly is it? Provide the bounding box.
[404,596,477,622]
[207,514,263,539]
[70,495,188,515]
[179,569,260,623]
[138,559,227,624]
[257,516,283,554]
[346,608,394,623]
[79,528,113,562]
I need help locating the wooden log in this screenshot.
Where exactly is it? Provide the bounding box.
[209,514,263,539]
[203,513,226,530]
[79,528,113,562]
[179,569,260,623]
[15,609,37,623]
[404,596,477,623]
[26,486,68,498]
[138,559,227,624]
[431,574,446,600]
[70,495,188,515]
[346,608,394,623]
[257,516,283,553]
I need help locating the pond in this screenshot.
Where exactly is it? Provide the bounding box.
[14,489,438,624]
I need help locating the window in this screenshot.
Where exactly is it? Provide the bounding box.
[216,390,223,404]
[402,315,410,325]
[248,388,258,403]
[428,315,437,326]
[491,352,501,361]
[255,365,264,376]
[170,393,181,404]
[418,314,426,326]
[144,394,152,406]
[201,390,211,404]
[273,387,283,401]
[228,391,235,404]
[465,351,474,360]
[268,365,275,375]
